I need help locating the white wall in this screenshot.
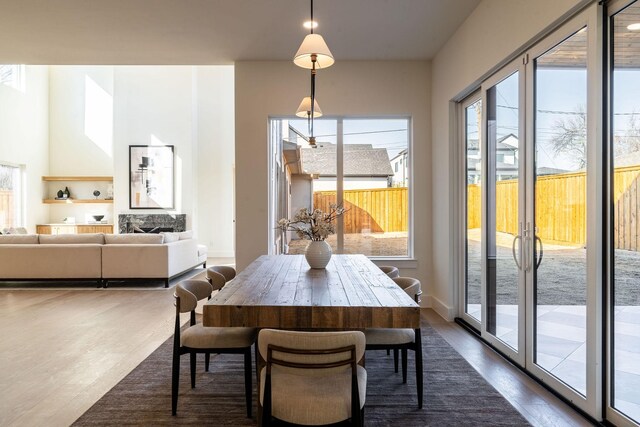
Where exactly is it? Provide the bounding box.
[0,66,50,231]
[235,61,431,290]
[48,66,115,224]
[47,66,235,255]
[113,66,194,225]
[195,66,235,257]
[290,176,311,217]
[430,0,586,319]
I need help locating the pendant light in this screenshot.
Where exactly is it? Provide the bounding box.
[294,0,334,146]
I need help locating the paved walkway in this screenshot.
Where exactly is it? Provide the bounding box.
[468,303,640,421]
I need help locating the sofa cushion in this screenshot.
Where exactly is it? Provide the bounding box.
[161,232,180,243]
[39,233,105,245]
[0,234,39,244]
[104,234,164,244]
[178,230,193,240]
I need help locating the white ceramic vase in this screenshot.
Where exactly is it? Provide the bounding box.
[305,240,332,269]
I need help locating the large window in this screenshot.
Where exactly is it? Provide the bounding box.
[0,163,24,230]
[269,117,411,258]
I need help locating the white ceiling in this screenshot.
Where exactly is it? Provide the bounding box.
[0,0,480,64]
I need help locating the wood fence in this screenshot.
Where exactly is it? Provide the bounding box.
[313,187,408,234]
[0,189,15,228]
[614,166,640,251]
[467,165,640,249]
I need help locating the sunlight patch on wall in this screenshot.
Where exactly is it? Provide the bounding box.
[84,75,113,156]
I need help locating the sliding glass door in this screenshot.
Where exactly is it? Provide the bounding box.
[462,94,483,325]
[482,64,526,363]
[530,22,590,398]
[609,1,640,425]
[460,5,602,419]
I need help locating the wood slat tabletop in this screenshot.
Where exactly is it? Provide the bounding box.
[203,254,420,329]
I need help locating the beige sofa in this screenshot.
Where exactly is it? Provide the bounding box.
[0,232,207,288]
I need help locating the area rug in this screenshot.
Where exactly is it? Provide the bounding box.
[73,321,531,426]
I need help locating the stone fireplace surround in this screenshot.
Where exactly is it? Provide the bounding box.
[118,214,186,234]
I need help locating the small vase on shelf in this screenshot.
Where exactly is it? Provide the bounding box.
[305,240,332,269]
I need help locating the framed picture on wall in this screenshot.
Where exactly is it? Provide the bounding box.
[129,145,174,209]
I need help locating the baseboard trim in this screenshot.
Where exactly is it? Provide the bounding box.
[423,294,455,321]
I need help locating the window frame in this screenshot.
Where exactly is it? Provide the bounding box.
[268,115,414,261]
[0,161,26,230]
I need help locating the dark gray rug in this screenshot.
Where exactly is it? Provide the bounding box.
[73,321,531,426]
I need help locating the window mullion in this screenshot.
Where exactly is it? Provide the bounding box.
[337,118,344,253]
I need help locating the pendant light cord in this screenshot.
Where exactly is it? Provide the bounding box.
[309,0,315,141]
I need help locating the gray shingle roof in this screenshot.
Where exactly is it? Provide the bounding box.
[301,144,394,177]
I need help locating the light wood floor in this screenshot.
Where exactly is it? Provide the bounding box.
[0,283,591,426]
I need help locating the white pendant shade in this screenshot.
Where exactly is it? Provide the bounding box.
[293,34,335,69]
[296,96,323,118]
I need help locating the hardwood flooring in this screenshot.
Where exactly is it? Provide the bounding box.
[424,310,593,426]
[0,276,591,426]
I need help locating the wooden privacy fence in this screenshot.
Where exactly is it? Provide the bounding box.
[614,166,640,251]
[467,165,640,249]
[313,187,408,234]
[0,189,15,228]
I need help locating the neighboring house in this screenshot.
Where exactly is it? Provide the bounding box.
[467,133,520,183]
[390,149,408,187]
[300,143,394,191]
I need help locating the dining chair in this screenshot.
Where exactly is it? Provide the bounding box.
[378,265,400,278]
[258,329,367,427]
[207,265,236,283]
[364,276,423,408]
[205,269,226,291]
[172,279,257,417]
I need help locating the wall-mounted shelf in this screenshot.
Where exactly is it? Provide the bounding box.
[42,176,113,182]
[43,199,114,204]
[36,224,114,234]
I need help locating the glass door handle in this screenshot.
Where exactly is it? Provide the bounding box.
[524,222,532,272]
[512,235,522,270]
[535,236,544,269]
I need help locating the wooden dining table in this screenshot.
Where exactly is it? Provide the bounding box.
[203,254,424,421]
[202,254,420,330]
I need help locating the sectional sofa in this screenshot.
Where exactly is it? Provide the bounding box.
[0,232,207,287]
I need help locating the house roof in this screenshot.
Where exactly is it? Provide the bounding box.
[390,149,408,162]
[467,135,519,152]
[301,144,394,177]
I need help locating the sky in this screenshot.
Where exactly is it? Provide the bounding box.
[288,118,409,159]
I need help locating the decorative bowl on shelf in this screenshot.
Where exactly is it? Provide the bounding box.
[92,215,105,222]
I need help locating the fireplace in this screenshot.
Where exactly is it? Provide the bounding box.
[118,214,186,234]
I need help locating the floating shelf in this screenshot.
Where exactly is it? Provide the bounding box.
[43,199,114,204]
[42,176,113,182]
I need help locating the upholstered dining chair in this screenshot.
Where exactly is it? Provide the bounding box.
[206,265,236,284]
[258,329,367,427]
[205,269,226,291]
[378,265,400,278]
[172,279,257,417]
[364,276,423,408]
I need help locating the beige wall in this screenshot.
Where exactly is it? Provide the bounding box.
[430,0,588,319]
[235,61,431,291]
